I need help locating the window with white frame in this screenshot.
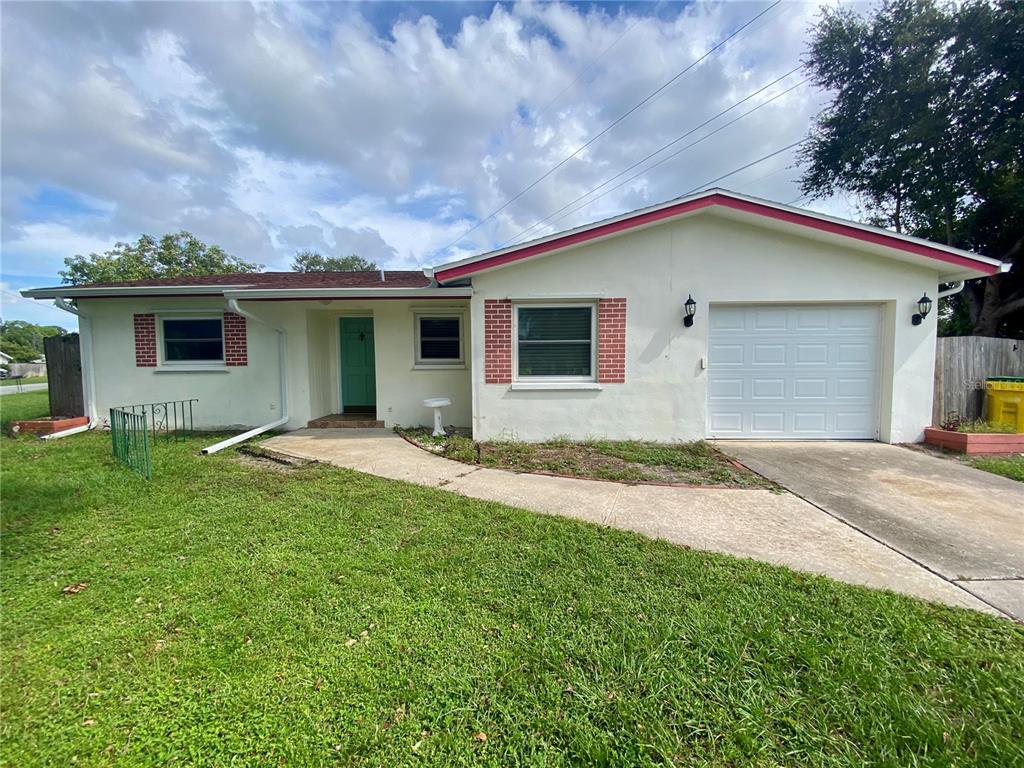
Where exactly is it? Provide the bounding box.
[515,304,595,379]
[415,313,463,365]
[161,317,224,363]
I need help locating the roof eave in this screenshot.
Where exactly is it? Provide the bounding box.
[432,189,1003,283]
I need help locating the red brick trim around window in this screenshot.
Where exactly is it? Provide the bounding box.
[597,298,626,383]
[223,312,248,366]
[484,299,512,384]
[133,313,157,367]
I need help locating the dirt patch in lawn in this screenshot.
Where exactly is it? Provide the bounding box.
[397,427,779,490]
[236,444,317,472]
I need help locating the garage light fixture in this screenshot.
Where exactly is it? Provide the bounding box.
[684,295,697,327]
[912,292,933,326]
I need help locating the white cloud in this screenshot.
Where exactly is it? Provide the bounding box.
[1,0,853,326]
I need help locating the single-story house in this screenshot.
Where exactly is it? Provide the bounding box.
[22,189,1004,448]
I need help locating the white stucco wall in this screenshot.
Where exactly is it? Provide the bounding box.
[81,297,471,432]
[469,211,941,444]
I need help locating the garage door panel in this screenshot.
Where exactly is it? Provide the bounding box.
[794,343,829,365]
[708,304,880,439]
[794,378,828,398]
[709,343,744,365]
[751,378,785,399]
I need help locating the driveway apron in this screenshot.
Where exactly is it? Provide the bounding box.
[719,441,1024,621]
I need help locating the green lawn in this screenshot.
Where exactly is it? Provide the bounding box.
[2,433,1023,766]
[0,375,47,387]
[969,454,1024,482]
[0,389,49,428]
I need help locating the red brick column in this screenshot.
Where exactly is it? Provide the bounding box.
[597,298,626,383]
[223,312,248,366]
[484,299,512,384]
[133,314,157,367]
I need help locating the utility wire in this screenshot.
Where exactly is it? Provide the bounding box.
[680,139,808,195]
[516,138,808,245]
[434,0,782,256]
[505,67,804,246]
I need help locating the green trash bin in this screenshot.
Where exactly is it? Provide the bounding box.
[986,377,1024,432]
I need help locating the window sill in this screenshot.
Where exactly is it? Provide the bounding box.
[412,363,466,371]
[154,365,230,374]
[509,382,602,391]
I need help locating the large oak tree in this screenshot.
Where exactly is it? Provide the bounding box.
[799,0,1023,336]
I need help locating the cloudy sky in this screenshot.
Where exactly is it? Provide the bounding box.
[1,0,855,329]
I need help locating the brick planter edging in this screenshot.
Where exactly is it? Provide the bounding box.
[923,427,1024,455]
[10,416,90,436]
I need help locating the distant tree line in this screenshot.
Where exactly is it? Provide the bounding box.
[0,320,65,363]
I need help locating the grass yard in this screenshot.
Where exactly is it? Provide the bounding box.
[0,389,49,429]
[398,428,776,489]
[2,433,1023,767]
[0,375,48,388]
[968,453,1024,482]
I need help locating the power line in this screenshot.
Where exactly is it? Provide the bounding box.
[434,0,782,257]
[513,139,808,246]
[680,139,808,195]
[505,67,804,246]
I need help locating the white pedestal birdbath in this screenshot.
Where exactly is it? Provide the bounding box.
[423,397,452,437]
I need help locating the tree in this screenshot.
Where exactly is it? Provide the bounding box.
[799,0,1023,337]
[60,232,261,285]
[0,320,66,362]
[291,250,378,272]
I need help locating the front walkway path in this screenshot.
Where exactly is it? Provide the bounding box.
[262,429,996,616]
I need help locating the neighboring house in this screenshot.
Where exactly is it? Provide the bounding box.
[22,189,1003,444]
[0,351,12,365]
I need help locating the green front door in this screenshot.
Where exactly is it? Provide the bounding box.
[340,317,376,412]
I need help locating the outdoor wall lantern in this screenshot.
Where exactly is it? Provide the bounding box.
[912,292,933,326]
[683,294,697,327]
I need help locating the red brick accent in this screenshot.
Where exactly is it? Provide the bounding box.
[133,313,157,367]
[223,312,248,366]
[597,298,626,383]
[484,299,512,384]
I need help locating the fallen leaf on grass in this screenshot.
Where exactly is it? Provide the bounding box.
[62,583,88,595]
[472,732,487,743]
[345,638,358,648]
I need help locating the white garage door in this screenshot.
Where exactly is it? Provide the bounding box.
[707,304,881,439]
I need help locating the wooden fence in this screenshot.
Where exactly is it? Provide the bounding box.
[44,334,84,418]
[933,336,1024,425]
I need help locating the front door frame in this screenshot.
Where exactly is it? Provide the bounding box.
[339,316,376,414]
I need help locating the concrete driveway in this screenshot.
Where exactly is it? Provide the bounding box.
[719,442,1024,621]
[262,429,997,617]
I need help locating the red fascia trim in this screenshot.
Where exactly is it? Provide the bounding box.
[67,293,468,301]
[246,295,468,302]
[434,194,999,281]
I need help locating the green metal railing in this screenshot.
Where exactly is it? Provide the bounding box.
[110,407,152,479]
[120,398,198,442]
[109,399,198,479]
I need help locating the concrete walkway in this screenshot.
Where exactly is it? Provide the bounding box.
[0,383,47,395]
[720,442,1024,621]
[262,429,997,616]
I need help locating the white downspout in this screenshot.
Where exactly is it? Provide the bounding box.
[201,298,289,455]
[938,281,964,299]
[40,298,98,440]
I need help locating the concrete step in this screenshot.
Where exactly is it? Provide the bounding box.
[308,414,385,429]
